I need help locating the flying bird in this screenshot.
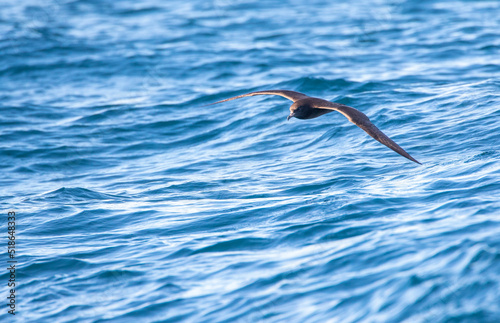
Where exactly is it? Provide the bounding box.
[207,90,421,164]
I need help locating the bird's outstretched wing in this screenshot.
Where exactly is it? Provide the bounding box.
[205,90,309,106]
[316,101,421,164]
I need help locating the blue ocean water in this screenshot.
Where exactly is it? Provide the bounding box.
[1,0,500,321]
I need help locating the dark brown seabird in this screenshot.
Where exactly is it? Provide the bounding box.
[207,90,421,164]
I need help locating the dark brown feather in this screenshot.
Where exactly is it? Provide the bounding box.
[204,90,308,106]
[206,89,421,164]
[314,101,421,164]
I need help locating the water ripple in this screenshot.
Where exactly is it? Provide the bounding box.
[1,0,500,322]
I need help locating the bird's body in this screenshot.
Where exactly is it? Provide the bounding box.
[207,90,421,164]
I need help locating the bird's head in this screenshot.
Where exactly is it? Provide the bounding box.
[287,102,311,120]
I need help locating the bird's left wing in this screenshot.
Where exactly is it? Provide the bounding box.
[317,101,421,164]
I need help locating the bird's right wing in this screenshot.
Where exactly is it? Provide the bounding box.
[204,90,309,106]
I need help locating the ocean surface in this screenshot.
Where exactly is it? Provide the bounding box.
[1,0,500,322]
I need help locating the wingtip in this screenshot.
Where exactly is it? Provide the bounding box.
[200,100,229,108]
[408,156,422,165]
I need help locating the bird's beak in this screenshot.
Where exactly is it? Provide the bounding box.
[287,113,294,121]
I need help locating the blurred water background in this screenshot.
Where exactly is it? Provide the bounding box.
[1,0,500,322]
